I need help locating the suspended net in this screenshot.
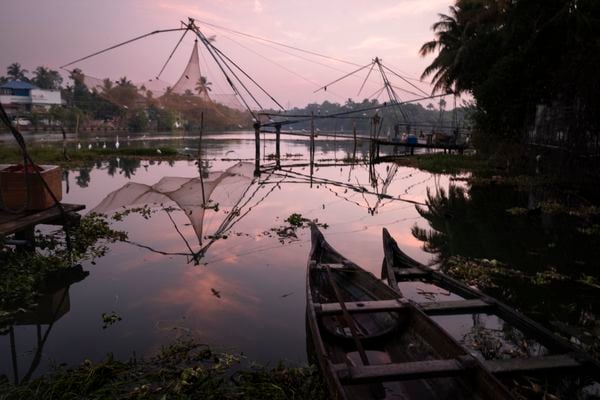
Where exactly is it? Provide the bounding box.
[74,40,245,113]
[91,162,256,248]
[172,40,207,99]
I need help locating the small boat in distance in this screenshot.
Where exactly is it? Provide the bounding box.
[306,224,513,400]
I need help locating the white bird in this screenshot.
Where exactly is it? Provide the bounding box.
[102,142,107,149]
[88,144,92,150]
[156,149,162,154]
[77,143,81,150]
[115,135,120,149]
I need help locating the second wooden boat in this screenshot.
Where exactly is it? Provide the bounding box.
[381,227,600,396]
[306,224,514,400]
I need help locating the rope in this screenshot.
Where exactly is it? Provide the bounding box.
[60,27,189,69]
[156,28,190,79]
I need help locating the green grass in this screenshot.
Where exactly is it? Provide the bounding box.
[0,146,180,166]
[0,339,327,400]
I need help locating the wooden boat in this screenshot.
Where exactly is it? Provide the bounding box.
[306,224,515,400]
[381,228,600,392]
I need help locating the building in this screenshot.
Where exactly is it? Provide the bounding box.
[0,80,63,115]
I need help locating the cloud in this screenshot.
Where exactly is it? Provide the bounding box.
[253,0,263,14]
[362,0,450,22]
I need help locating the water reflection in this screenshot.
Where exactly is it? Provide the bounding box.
[3,266,88,384]
[3,132,594,386]
[91,162,257,263]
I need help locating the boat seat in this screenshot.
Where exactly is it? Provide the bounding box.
[484,354,582,374]
[420,299,493,315]
[315,299,409,316]
[393,267,430,278]
[332,355,477,383]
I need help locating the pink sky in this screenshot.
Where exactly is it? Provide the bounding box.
[1,0,455,108]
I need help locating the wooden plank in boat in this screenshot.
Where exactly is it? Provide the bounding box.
[484,354,581,374]
[316,299,408,315]
[333,358,467,383]
[315,263,349,270]
[393,266,430,277]
[420,299,493,315]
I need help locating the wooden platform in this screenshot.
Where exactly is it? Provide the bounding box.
[0,203,85,237]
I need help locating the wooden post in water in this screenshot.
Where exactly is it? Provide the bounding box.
[198,112,206,205]
[373,113,381,160]
[275,123,281,169]
[310,112,315,187]
[254,120,261,176]
[311,113,315,160]
[352,122,357,160]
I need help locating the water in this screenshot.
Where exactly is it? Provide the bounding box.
[1,132,452,382]
[1,132,598,387]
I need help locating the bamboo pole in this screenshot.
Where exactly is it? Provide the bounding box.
[275,123,281,169]
[254,121,261,176]
[198,112,206,205]
[352,122,357,160]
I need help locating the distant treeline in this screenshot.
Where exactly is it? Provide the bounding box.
[0,64,251,132]
[267,98,470,135]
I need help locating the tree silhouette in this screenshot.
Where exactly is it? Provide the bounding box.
[7,63,29,81]
[32,66,63,90]
[195,76,212,96]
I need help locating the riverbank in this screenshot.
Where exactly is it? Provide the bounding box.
[0,147,180,166]
[0,339,326,400]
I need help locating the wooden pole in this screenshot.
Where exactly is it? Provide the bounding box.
[352,122,357,160]
[275,123,281,169]
[254,121,261,176]
[198,112,206,205]
[310,112,315,187]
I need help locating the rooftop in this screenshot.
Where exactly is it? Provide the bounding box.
[0,80,39,90]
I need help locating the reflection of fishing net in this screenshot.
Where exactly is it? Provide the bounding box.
[91,162,256,246]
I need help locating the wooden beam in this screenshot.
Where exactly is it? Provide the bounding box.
[421,299,493,315]
[394,267,430,278]
[334,358,467,384]
[0,203,85,236]
[316,299,408,315]
[484,354,581,374]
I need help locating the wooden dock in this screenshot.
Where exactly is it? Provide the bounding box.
[0,203,85,248]
[374,139,468,152]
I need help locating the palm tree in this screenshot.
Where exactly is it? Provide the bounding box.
[419,6,466,94]
[7,62,28,81]
[420,1,510,95]
[195,76,212,96]
[32,66,63,90]
[116,76,134,87]
[102,78,113,92]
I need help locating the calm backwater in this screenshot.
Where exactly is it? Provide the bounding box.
[1,132,598,383]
